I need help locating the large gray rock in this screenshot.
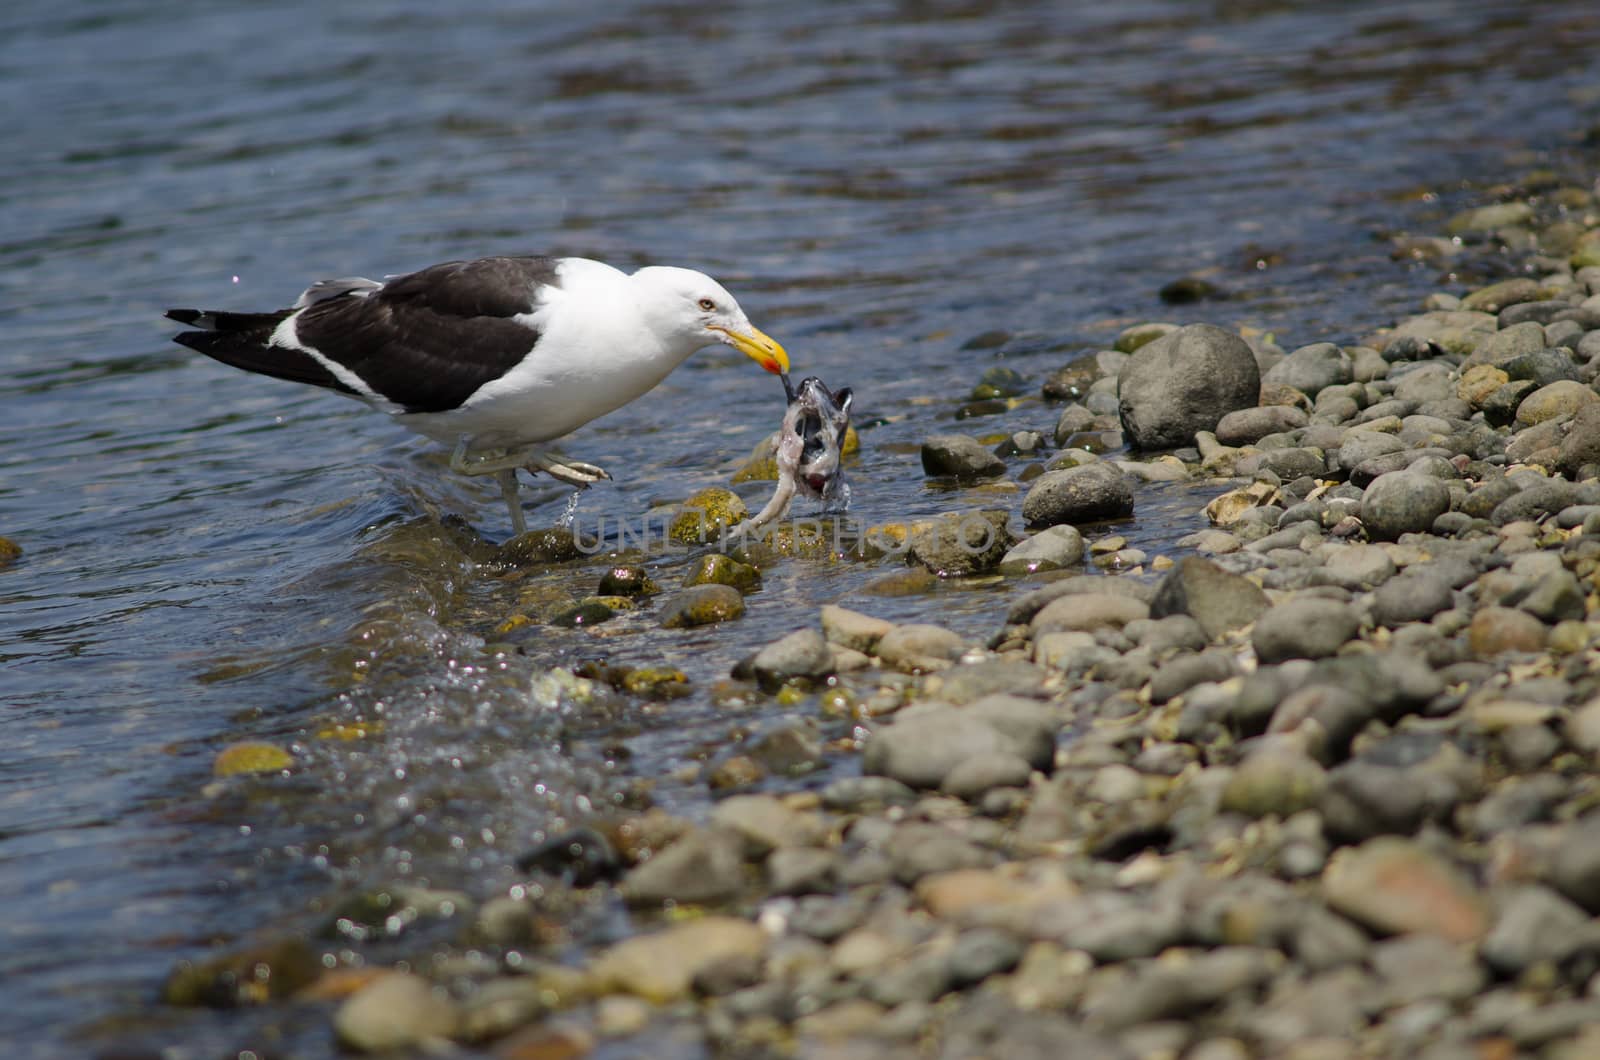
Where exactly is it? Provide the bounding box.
[1021,463,1134,528]
[1118,323,1261,450]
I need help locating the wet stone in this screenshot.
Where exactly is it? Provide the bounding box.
[597,564,659,597]
[163,936,321,1007]
[493,527,583,566]
[668,487,748,544]
[684,552,761,592]
[515,827,620,886]
[908,509,1014,576]
[921,433,1008,480]
[999,524,1085,575]
[1020,463,1135,528]
[659,584,745,629]
[749,628,834,690]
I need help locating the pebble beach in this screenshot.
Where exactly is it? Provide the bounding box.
[150,164,1600,1060]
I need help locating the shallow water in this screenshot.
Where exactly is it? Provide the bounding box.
[3,0,1600,1053]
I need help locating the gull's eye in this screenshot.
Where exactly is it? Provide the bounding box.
[697,298,716,312]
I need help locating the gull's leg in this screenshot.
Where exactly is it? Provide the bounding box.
[497,469,528,536]
[449,437,609,486]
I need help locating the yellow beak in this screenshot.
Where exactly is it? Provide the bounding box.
[717,324,790,375]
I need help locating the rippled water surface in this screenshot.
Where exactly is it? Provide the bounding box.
[4,0,1600,1053]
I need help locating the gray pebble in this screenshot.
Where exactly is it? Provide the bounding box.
[1253,597,1361,662]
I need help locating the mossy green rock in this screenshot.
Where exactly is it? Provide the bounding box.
[493,527,583,567]
[669,488,748,544]
[685,552,762,592]
[213,741,293,777]
[0,537,20,567]
[550,599,617,628]
[660,584,746,628]
[163,936,321,1006]
[971,366,1028,400]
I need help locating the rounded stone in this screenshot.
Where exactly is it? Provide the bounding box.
[1252,597,1361,662]
[659,584,745,629]
[921,434,1008,480]
[1360,471,1452,541]
[998,525,1085,575]
[1118,323,1262,450]
[1021,463,1134,528]
[334,972,460,1053]
[1467,606,1548,656]
[1262,341,1354,398]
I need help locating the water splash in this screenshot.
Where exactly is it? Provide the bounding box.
[557,488,583,529]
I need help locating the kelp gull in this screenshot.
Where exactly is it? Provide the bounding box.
[168,255,789,534]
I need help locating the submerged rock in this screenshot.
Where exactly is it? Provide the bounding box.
[213,741,293,777]
[659,584,745,628]
[908,509,1014,576]
[668,487,748,544]
[163,937,321,1007]
[684,552,761,592]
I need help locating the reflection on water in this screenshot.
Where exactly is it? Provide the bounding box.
[2,0,1600,1052]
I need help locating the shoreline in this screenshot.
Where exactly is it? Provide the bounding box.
[164,166,1600,1060]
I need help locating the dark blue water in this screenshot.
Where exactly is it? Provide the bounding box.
[4,0,1599,1054]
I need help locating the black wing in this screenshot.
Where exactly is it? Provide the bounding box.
[170,256,565,414]
[294,256,564,413]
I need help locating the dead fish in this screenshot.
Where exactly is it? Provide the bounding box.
[743,374,853,532]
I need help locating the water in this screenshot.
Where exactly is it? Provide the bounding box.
[3,0,1599,1053]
